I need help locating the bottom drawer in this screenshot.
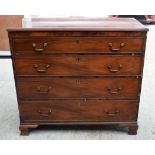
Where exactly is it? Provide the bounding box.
[19,100,138,122]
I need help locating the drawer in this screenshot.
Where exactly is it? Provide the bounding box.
[12,37,144,54]
[19,100,138,122]
[17,77,140,99]
[14,55,142,76]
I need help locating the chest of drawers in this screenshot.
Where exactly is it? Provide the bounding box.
[8,18,148,135]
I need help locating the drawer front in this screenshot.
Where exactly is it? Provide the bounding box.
[13,37,144,54]
[19,100,138,122]
[14,55,142,76]
[17,78,140,99]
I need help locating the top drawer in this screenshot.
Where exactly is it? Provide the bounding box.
[12,37,145,54]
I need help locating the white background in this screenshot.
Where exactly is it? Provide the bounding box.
[0,0,154,155]
[0,0,155,15]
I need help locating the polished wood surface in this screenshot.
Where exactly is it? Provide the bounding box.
[14,55,142,76]
[12,37,144,53]
[17,77,140,99]
[8,18,148,135]
[19,100,138,122]
[8,18,147,31]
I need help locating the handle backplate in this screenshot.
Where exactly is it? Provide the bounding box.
[33,64,50,73]
[37,86,52,94]
[107,86,122,95]
[104,109,120,116]
[108,42,125,52]
[38,109,52,117]
[32,42,48,52]
[107,64,123,73]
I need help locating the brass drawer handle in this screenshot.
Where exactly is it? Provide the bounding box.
[107,86,122,95]
[33,64,50,73]
[37,86,52,94]
[108,42,125,52]
[75,39,80,44]
[105,109,120,116]
[32,43,48,52]
[38,109,52,117]
[77,99,87,107]
[107,64,123,73]
[77,100,81,107]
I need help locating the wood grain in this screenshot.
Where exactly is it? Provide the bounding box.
[12,37,144,53]
[14,55,142,76]
[19,100,138,122]
[16,77,140,99]
[8,18,148,135]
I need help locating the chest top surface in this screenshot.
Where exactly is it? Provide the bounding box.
[7,18,148,32]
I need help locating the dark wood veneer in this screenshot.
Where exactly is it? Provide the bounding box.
[19,100,138,122]
[17,77,140,99]
[14,55,142,76]
[12,37,144,53]
[8,18,148,135]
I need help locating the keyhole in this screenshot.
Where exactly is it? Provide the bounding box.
[76,79,81,85]
[77,101,81,107]
[76,39,80,44]
[75,56,81,62]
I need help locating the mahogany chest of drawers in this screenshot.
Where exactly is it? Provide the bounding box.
[8,18,148,135]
